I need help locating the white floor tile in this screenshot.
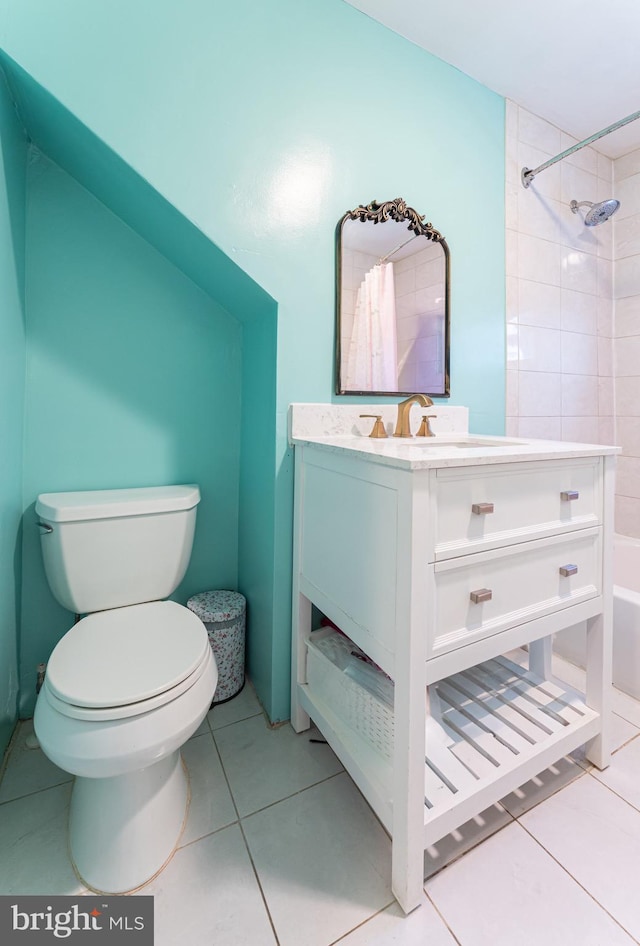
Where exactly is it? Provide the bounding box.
[591,734,640,811]
[0,783,86,895]
[611,686,640,728]
[424,802,513,879]
[521,774,640,940]
[499,755,588,818]
[179,733,237,847]
[611,713,640,752]
[337,893,458,946]
[0,720,71,804]
[208,680,262,731]
[243,773,393,946]
[214,717,342,816]
[426,821,635,946]
[145,824,276,946]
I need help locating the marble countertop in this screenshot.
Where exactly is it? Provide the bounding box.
[289,404,618,471]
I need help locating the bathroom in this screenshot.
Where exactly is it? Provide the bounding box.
[1,0,640,943]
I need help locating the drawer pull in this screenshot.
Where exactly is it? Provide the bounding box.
[471,502,494,515]
[561,490,579,501]
[470,588,492,604]
[559,564,578,577]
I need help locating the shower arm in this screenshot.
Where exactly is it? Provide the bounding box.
[521,107,640,188]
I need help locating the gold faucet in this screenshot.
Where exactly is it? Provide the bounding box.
[393,394,434,437]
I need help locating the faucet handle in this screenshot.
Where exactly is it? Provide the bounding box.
[359,414,388,439]
[416,414,437,438]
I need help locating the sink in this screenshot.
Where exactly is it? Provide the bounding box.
[396,438,526,449]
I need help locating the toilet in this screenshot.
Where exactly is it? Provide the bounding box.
[33,484,218,894]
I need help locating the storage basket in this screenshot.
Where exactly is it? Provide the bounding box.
[306,628,394,760]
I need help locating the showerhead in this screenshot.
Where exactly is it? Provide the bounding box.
[570,198,620,227]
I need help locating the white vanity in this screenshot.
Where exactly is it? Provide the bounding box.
[290,403,617,914]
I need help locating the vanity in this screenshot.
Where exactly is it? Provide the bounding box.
[290,403,616,914]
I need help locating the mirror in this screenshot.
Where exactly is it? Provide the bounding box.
[336,198,450,397]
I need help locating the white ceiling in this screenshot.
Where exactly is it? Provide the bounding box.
[344,0,640,159]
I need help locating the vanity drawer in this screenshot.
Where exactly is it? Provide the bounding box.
[429,527,601,658]
[433,458,601,560]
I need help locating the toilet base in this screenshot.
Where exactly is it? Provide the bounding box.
[70,749,189,893]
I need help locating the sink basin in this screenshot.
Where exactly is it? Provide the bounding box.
[396,438,526,449]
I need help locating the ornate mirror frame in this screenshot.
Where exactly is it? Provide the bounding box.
[335,198,450,397]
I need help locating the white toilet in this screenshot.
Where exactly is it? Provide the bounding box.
[33,484,218,894]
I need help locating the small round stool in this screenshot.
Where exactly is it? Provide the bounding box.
[187,590,246,704]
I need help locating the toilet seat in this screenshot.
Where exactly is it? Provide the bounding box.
[45,600,210,720]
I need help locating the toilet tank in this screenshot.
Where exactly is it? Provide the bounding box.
[35,485,200,614]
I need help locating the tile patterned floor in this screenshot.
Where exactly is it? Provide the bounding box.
[3,657,640,945]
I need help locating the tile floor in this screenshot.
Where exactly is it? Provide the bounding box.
[3,655,640,945]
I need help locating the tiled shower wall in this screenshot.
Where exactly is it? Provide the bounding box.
[613,149,640,536]
[505,100,614,450]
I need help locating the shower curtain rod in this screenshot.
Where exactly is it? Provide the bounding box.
[521,107,640,188]
[377,233,419,265]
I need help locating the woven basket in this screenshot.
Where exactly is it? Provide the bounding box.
[306,628,394,760]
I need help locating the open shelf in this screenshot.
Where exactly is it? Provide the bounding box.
[298,652,600,850]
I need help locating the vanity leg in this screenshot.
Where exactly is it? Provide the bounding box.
[528,637,552,680]
[291,592,311,733]
[585,611,612,770]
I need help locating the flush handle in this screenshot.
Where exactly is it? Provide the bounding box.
[472,502,494,515]
[470,588,492,604]
[559,564,578,577]
[36,521,53,535]
[561,490,579,501]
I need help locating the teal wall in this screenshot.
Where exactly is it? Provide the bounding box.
[0,67,26,755]
[19,151,243,715]
[0,0,506,722]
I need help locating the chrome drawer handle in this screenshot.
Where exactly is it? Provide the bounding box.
[470,588,492,604]
[561,490,579,501]
[471,502,494,515]
[559,564,578,577]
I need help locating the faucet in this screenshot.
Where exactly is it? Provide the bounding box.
[393,394,434,437]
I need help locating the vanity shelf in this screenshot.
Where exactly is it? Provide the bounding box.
[290,407,616,915]
[298,650,600,846]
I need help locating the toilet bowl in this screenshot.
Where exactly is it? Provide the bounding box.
[33,485,218,893]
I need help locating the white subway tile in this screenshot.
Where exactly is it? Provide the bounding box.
[615,172,640,220]
[598,258,614,299]
[518,279,561,329]
[617,416,640,457]
[506,323,519,365]
[597,296,614,337]
[614,213,640,260]
[561,373,599,416]
[518,369,562,416]
[506,228,518,277]
[598,416,616,445]
[561,163,599,208]
[616,377,640,416]
[598,376,614,416]
[519,142,561,201]
[505,99,519,138]
[560,133,598,175]
[598,335,614,377]
[616,255,640,299]
[615,149,640,184]
[561,416,599,442]
[506,275,519,324]
[561,247,597,295]
[615,335,640,377]
[519,109,562,157]
[506,182,519,230]
[517,188,562,244]
[615,495,640,536]
[597,151,613,184]
[519,416,562,439]
[506,369,519,415]
[561,331,598,376]
[518,233,562,286]
[616,456,640,499]
[519,324,562,372]
[561,289,597,335]
[615,295,640,337]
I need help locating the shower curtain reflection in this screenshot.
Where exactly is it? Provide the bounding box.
[345,262,398,391]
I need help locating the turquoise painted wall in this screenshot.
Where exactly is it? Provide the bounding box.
[19,151,243,715]
[0,0,506,721]
[0,68,26,756]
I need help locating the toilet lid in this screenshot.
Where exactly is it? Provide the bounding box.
[46,600,209,709]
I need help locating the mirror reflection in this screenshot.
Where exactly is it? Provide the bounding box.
[336,199,450,397]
